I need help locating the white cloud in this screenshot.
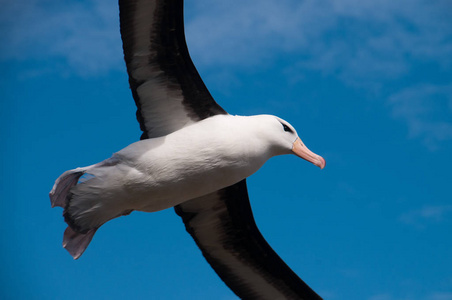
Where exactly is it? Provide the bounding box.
[399,205,452,227]
[2,0,451,145]
[186,0,452,148]
[186,0,452,81]
[366,292,452,300]
[428,292,452,300]
[388,85,452,149]
[1,0,123,76]
[367,294,393,300]
[3,0,451,80]
[185,0,336,66]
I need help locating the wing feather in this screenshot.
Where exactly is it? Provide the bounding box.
[119,0,226,139]
[120,1,322,298]
[175,180,323,300]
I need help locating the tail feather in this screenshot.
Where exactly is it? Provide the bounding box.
[63,226,97,259]
[50,167,98,259]
[50,160,125,259]
[49,168,86,208]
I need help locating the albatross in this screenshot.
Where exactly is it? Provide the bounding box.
[50,0,325,299]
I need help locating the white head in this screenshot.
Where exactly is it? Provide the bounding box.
[248,115,325,169]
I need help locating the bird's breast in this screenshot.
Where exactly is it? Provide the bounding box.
[114,131,268,212]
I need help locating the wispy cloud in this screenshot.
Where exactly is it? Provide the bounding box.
[186,0,452,147]
[428,292,452,300]
[1,0,123,76]
[399,205,452,228]
[366,292,452,300]
[367,294,393,300]
[3,0,451,145]
[4,0,451,78]
[186,0,452,80]
[388,85,452,149]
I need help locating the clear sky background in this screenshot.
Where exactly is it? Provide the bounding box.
[1,0,451,299]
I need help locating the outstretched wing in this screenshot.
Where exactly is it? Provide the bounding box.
[120,0,322,298]
[119,0,226,139]
[176,180,323,300]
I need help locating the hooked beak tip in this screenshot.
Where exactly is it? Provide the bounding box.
[292,138,326,170]
[316,156,326,170]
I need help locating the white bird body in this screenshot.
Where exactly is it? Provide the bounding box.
[56,114,304,231]
[50,1,326,298]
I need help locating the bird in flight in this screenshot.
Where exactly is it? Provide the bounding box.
[50,0,325,299]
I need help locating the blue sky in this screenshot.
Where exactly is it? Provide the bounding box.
[1,0,451,299]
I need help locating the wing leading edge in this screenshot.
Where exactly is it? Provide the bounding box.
[119,0,226,139]
[119,0,322,298]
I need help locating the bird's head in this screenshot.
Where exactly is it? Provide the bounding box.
[253,115,326,169]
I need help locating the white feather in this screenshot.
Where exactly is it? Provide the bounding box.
[61,114,297,230]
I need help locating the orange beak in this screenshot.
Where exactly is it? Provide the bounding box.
[292,138,326,169]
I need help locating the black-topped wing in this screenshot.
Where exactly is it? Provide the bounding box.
[176,180,323,300]
[120,0,322,298]
[119,0,226,139]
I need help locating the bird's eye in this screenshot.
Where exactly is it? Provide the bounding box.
[280,122,293,133]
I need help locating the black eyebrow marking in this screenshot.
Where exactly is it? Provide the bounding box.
[280,121,294,133]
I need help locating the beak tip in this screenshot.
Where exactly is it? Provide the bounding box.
[292,138,326,169]
[317,156,326,170]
